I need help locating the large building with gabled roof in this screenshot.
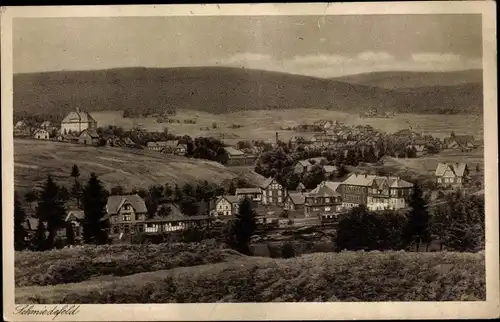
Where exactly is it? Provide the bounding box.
[61,107,97,135]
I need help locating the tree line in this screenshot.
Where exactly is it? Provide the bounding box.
[15,166,109,251]
[334,186,485,252]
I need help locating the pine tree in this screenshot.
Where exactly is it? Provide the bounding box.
[33,220,47,252]
[225,197,257,255]
[36,175,66,249]
[14,193,27,251]
[82,173,109,244]
[403,184,431,251]
[65,223,75,246]
[227,181,236,195]
[70,164,81,207]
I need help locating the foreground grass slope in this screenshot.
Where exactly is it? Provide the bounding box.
[15,242,242,287]
[16,249,485,303]
[14,139,264,194]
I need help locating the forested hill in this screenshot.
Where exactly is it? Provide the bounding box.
[14,67,482,120]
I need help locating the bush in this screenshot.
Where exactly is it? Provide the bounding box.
[15,242,241,287]
[281,243,296,258]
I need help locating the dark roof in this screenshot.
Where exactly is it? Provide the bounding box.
[106,194,147,215]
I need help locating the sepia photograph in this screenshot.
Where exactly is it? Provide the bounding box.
[2,2,498,321]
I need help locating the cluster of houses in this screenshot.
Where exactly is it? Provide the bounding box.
[22,159,472,244]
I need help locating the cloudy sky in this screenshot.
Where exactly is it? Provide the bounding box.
[14,14,482,77]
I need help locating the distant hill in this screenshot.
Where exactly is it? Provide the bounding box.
[14,138,265,196]
[331,69,483,89]
[14,67,483,119]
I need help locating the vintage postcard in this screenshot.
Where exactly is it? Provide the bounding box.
[2,2,499,321]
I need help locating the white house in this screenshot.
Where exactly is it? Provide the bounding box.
[214,195,240,217]
[61,107,97,135]
[33,128,50,140]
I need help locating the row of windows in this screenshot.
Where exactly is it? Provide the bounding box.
[263,189,282,196]
[438,177,461,184]
[343,185,365,194]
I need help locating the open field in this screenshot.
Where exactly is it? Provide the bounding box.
[15,244,485,303]
[14,139,266,195]
[91,109,483,145]
[382,148,484,177]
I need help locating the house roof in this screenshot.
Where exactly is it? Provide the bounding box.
[147,141,170,147]
[22,217,41,231]
[224,147,245,156]
[236,187,261,194]
[453,135,475,144]
[308,181,342,197]
[435,162,468,177]
[217,195,240,204]
[323,165,338,173]
[287,192,306,205]
[80,129,99,138]
[297,160,311,167]
[260,177,278,189]
[62,109,97,124]
[65,209,85,222]
[106,194,147,215]
[342,173,413,189]
[33,128,48,134]
[40,121,52,127]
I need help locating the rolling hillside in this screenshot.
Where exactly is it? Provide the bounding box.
[331,69,483,89]
[13,138,265,195]
[14,67,482,120]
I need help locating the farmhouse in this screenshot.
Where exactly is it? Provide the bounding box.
[103,135,122,147]
[160,140,180,154]
[57,209,84,241]
[174,143,188,156]
[33,128,50,140]
[214,195,240,217]
[143,203,211,234]
[56,134,78,143]
[105,194,148,237]
[435,162,469,188]
[304,181,342,217]
[260,177,286,206]
[283,191,306,211]
[61,107,97,135]
[147,141,170,152]
[78,129,100,145]
[235,187,262,202]
[224,147,257,166]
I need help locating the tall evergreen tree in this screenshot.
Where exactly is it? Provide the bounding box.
[65,223,75,246]
[33,220,47,252]
[36,175,66,249]
[225,197,257,255]
[82,173,109,244]
[403,184,431,251]
[14,193,27,251]
[70,164,81,207]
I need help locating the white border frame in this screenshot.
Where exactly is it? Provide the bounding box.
[2,2,498,320]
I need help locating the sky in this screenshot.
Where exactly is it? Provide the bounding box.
[13,14,482,77]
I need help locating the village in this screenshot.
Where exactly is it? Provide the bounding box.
[14,106,484,247]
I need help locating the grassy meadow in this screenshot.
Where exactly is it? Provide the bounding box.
[14,138,266,196]
[15,243,485,303]
[91,109,484,146]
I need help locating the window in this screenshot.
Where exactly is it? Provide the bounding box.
[123,215,131,221]
[457,178,462,183]
[278,190,282,196]
[278,197,282,203]
[325,198,330,203]
[437,178,442,183]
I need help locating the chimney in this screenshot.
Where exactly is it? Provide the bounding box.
[365,174,367,178]
[275,132,279,144]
